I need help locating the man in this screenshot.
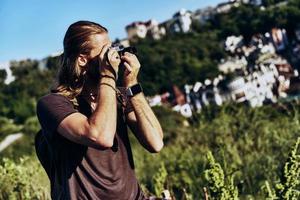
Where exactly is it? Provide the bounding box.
[36,21,164,200]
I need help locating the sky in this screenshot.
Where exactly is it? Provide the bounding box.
[0,0,224,62]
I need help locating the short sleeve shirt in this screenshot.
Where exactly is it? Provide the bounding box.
[36,93,145,200]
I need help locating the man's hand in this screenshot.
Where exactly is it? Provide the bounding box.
[98,44,121,79]
[121,52,141,87]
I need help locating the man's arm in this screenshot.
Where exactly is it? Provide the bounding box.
[57,77,117,149]
[121,52,164,153]
[57,44,121,149]
[126,94,164,153]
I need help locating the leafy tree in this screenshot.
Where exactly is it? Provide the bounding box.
[0,69,7,85]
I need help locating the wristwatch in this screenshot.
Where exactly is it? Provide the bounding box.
[126,83,143,97]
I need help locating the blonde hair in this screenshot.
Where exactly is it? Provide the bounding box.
[52,21,107,105]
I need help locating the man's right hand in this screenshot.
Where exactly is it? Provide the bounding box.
[98,44,121,79]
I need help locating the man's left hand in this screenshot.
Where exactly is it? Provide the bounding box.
[121,52,141,87]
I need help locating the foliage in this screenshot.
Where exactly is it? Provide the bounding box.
[275,137,300,199]
[1,104,300,199]
[210,1,300,42]
[264,137,300,199]
[134,31,223,95]
[152,163,168,196]
[131,103,300,199]
[0,69,7,85]
[0,59,56,123]
[22,116,41,136]
[0,156,50,200]
[0,117,22,140]
[203,151,239,200]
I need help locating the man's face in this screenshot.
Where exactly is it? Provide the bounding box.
[85,33,111,81]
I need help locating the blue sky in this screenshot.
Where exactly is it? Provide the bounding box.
[0,0,224,62]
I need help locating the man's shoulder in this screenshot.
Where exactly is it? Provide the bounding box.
[36,93,77,134]
[38,93,69,104]
[38,93,70,108]
[36,93,75,116]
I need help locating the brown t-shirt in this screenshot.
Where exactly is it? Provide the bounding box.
[36,93,145,200]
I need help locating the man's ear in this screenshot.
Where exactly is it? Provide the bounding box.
[77,54,88,67]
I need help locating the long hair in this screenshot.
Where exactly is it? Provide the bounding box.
[52,21,107,105]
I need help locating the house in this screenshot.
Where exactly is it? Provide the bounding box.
[192,7,215,25]
[225,35,244,53]
[37,50,63,70]
[226,65,278,107]
[113,38,130,48]
[215,1,240,14]
[0,61,14,84]
[125,21,148,41]
[271,28,288,52]
[125,19,166,41]
[145,19,166,40]
[170,9,192,33]
[218,56,248,74]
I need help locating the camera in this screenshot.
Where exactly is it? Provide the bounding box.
[109,44,137,57]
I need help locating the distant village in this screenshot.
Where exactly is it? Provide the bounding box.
[118,0,300,117]
[149,27,300,117]
[1,0,299,118]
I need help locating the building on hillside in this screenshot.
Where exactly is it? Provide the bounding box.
[119,38,130,47]
[215,1,240,14]
[38,58,48,70]
[37,51,63,70]
[225,35,244,54]
[113,38,130,47]
[192,7,215,25]
[170,9,192,33]
[218,56,248,74]
[125,21,148,41]
[271,28,288,52]
[0,61,14,84]
[145,19,166,40]
[125,19,166,41]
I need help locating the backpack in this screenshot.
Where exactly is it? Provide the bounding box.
[34,130,54,179]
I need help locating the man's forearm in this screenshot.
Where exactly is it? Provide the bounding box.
[88,77,117,146]
[128,92,163,152]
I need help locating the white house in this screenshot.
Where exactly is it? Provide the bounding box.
[218,56,248,74]
[171,9,192,33]
[125,22,148,41]
[225,35,244,53]
[125,19,166,41]
[146,19,166,40]
[0,61,14,84]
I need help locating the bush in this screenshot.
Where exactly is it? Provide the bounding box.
[0,155,50,200]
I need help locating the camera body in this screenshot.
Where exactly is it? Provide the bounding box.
[109,44,137,56]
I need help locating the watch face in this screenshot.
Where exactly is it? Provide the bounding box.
[131,84,142,94]
[127,83,143,97]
